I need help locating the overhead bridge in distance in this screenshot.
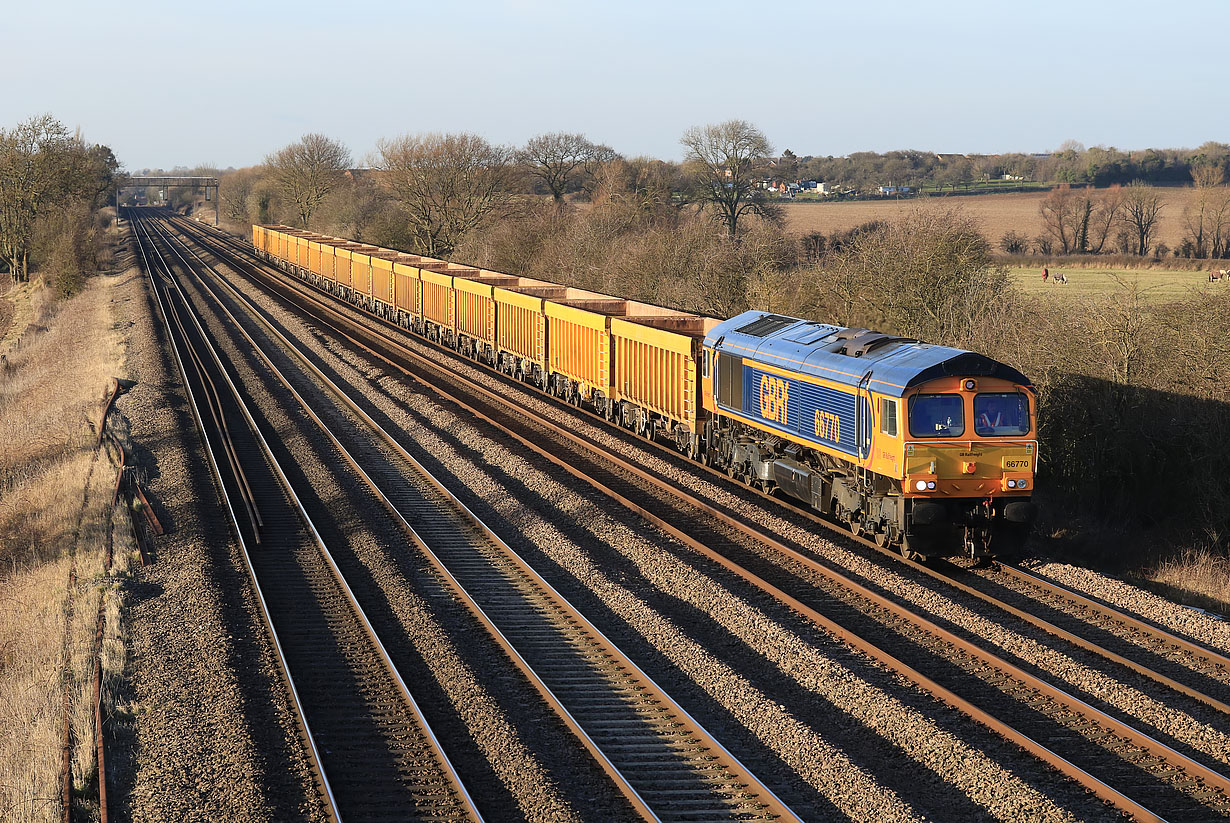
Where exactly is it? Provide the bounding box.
[118,176,220,224]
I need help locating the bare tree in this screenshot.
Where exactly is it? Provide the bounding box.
[519,132,601,203]
[0,115,91,281]
[1087,185,1124,253]
[681,120,779,238]
[265,134,350,229]
[1039,184,1082,254]
[1120,181,1165,256]
[375,132,514,258]
[827,207,1008,347]
[219,167,260,222]
[1183,166,1230,259]
[1038,184,1124,255]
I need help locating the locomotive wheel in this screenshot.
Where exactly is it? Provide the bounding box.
[900,535,928,563]
[873,527,890,548]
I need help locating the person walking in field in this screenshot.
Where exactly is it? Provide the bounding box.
[1042,267,1049,282]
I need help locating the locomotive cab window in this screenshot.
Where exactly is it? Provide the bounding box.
[702,349,711,378]
[879,397,898,437]
[908,394,964,438]
[974,393,1030,436]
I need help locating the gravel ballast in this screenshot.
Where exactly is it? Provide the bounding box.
[108,253,327,823]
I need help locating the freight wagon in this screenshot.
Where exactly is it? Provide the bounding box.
[253,225,1036,560]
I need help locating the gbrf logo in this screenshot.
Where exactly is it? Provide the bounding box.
[759,375,789,424]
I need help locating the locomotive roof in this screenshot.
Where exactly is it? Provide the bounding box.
[705,311,1032,398]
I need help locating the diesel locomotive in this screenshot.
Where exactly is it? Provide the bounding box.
[253,224,1037,561]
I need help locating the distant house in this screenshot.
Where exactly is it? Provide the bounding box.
[815,181,833,194]
[878,185,912,195]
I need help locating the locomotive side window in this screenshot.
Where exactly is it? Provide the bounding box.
[908,394,964,438]
[974,393,1030,436]
[879,397,898,437]
[702,349,711,378]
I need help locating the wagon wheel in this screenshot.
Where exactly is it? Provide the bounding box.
[873,526,890,548]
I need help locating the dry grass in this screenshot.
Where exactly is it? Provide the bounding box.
[0,267,128,823]
[1146,548,1230,616]
[782,187,1205,252]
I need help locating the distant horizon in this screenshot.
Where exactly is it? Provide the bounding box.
[120,140,1227,177]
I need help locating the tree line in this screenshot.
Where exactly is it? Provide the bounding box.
[794,141,1230,192]
[993,169,1230,260]
[207,121,781,258]
[0,115,119,294]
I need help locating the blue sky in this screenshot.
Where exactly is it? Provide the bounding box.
[6,0,1224,170]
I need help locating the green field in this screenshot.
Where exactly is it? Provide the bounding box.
[1009,266,1222,302]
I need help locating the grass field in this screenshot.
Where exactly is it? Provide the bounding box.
[782,187,1203,252]
[1009,265,1224,302]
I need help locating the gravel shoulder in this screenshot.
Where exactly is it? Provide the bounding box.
[1026,560,1230,655]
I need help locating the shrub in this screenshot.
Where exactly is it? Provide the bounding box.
[1000,229,1029,254]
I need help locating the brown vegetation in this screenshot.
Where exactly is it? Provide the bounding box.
[0,260,131,822]
[0,115,117,286]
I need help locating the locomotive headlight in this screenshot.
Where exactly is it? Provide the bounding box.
[1017,479,1027,489]
[915,480,927,491]
[927,481,936,490]
[964,379,977,391]
[1007,479,1017,489]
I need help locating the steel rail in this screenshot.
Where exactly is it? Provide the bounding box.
[168,216,1219,822]
[154,211,803,823]
[129,214,344,822]
[995,562,1230,671]
[134,213,486,823]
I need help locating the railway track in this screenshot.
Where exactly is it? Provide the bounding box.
[162,213,1230,822]
[140,212,805,823]
[130,213,484,823]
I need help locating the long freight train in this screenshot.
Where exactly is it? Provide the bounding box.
[252,224,1038,561]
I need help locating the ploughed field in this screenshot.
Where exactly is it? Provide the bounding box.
[781,188,1203,253]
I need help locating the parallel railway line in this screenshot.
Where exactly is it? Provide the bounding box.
[132,213,484,823]
[139,212,805,823]
[163,213,1230,821]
